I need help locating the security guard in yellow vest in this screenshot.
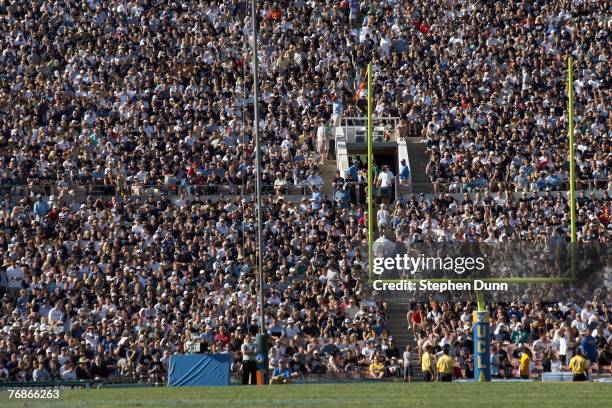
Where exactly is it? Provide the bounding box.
[569,349,589,381]
[421,345,435,382]
[437,346,454,382]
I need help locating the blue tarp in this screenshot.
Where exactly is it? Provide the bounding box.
[168,354,232,387]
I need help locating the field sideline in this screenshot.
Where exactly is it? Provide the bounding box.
[2,382,610,408]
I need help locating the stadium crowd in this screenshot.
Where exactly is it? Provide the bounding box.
[0,0,610,385]
[389,190,611,245]
[408,298,611,381]
[0,191,388,383]
[1,1,608,196]
[0,188,609,383]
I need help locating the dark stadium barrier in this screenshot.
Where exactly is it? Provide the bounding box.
[0,380,90,390]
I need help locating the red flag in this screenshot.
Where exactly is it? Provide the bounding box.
[354,81,366,101]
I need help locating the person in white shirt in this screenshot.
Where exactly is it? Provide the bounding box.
[267,291,282,306]
[361,340,376,361]
[5,259,24,295]
[376,165,394,204]
[377,204,389,231]
[61,361,77,381]
[306,171,324,189]
[48,301,65,326]
[403,345,414,381]
[550,353,562,372]
[344,298,360,320]
[285,318,300,338]
[571,315,587,335]
[32,362,50,381]
[84,326,99,349]
[57,349,70,366]
[316,121,328,164]
[174,192,187,209]
[460,308,471,324]
[556,328,569,365]
[580,303,595,322]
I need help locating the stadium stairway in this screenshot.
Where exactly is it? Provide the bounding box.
[386,302,423,380]
[320,159,338,199]
[405,137,433,194]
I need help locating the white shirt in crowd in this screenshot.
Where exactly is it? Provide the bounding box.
[285,322,300,338]
[558,336,568,356]
[5,264,24,288]
[377,208,389,226]
[48,306,64,324]
[377,170,394,188]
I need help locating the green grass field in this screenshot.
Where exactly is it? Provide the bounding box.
[2,382,610,408]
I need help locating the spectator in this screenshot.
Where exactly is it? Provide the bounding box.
[270,360,294,385]
[91,355,110,382]
[376,165,394,204]
[368,354,385,379]
[33,195,50,220]
[403,345,414,382]
[241,335,257,385]
[60,360,77,381]
[377,204,390,231]
[32,362,50,382]
[399,160,410,184]
[76,358,92,380]
[4,259,24,296]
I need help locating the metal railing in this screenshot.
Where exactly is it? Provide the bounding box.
[424,179,611,194]
[1,183,320,200]
[341,116,399,130]
[340,116,399,144]
[1,179,608,203]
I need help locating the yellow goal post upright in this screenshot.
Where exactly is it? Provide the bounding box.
[367,63,374,281]
[568,56,577,281]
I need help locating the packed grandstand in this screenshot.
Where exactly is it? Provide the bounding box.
[0,0,609,385]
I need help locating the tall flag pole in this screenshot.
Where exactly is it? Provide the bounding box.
[251,0,268,383]
[367,63,373,280]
